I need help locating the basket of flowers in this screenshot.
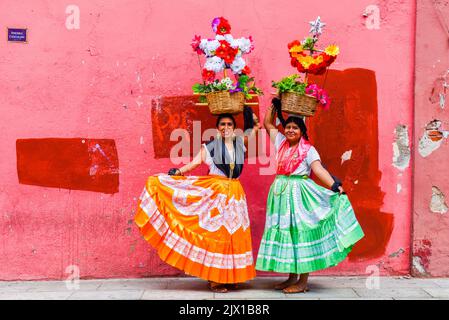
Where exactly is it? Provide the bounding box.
[191,17,263,114]
[273,17,337,116]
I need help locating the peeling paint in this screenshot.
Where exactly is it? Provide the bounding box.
[392,124,410,170]
[413,239,432,276]
[418,120,449,157]
[430,69,449,109]
[412,256,427,275]
[389,248,405,258]
[397,184,402,193]
[341,150,352,164]
[430,186,448,214]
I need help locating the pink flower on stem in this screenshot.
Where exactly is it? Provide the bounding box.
[191,35,203,54]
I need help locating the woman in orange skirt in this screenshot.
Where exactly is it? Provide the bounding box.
[135,111,260,293]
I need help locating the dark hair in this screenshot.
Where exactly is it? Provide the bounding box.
[284,116,309,141]
[216,113,236,128]
[272,98,309,140]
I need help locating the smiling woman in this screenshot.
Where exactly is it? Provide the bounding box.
[255,98,364,293]
[135,109,261,293]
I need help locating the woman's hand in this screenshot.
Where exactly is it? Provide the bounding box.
[337,186,344,195]
[168,168,182,176]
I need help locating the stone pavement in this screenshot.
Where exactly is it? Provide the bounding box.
[1,276,449,300]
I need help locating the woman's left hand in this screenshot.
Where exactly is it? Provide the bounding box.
[338,186,345,194]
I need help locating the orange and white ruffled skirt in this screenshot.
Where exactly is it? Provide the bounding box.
[134,174,256,284]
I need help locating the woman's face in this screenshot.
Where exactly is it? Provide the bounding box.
[284,122,302,144]
[217,117,235,139]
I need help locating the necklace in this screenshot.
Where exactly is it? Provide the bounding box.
[228,143,236,179]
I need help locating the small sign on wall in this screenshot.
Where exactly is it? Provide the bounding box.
[7,27,28,43]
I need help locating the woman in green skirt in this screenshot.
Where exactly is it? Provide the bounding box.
[256,98,364,294]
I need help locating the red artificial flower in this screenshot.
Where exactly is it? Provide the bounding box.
[308,64,317,73]
[216,18,231,35]
[215,40,238,64]
[288,40,301,50]
[191,35,203,54]
[242,66,251,75]
[328,55,336,64]
[202,69,215,82]
[290,57,298,68]
[296,64,306,73]
[315,67,327,75]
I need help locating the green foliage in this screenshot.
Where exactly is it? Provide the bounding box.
[237,74,264,99]
[192,80,228,94]
[302,36,318,51]
[272,74,307,94]
[192,75,263,100]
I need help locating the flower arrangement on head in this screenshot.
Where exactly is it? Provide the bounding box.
[273,17,337,115]
[191,17,262,114]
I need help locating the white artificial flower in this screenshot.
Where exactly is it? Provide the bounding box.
[204,56,225,73]
[228,38,239,49]
[215,35,225,41]
[199,39,220,57]
[220,77,234,89]
[230,56,246,74]
[224,34,234,42]
[236,37,252,54]
[199,39,208,52]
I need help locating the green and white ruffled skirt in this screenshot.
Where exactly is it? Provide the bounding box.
[256,175,364,274]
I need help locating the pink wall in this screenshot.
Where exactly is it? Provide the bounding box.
[413,0,449,277]
[0,0,415,280]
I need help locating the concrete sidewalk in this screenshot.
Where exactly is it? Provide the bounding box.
[1,276,449,300]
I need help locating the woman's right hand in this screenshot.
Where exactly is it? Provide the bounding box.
[168,168,182,176]
[271,97,281,110]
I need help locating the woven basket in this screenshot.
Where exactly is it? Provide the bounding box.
[281,92,318,117]
[206,91,245,115]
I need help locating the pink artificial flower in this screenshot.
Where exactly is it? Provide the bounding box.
[248,36,255,53]
[306,84,331,110]
[305,84,320,97]
[191,35,203,54]
[320,92,331,110]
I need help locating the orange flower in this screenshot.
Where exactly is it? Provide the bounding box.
[298,55,314,68]
[313,55,324,64]
[325,44,340,57]
[289,45,304,58]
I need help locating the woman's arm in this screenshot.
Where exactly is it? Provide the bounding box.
[310,160,344,194]
[264,104,279,144]
[173,145,206,175]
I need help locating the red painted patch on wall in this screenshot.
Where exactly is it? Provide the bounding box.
[308,68,394,261]
[151,96,259,159]
[16,138,119,194]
